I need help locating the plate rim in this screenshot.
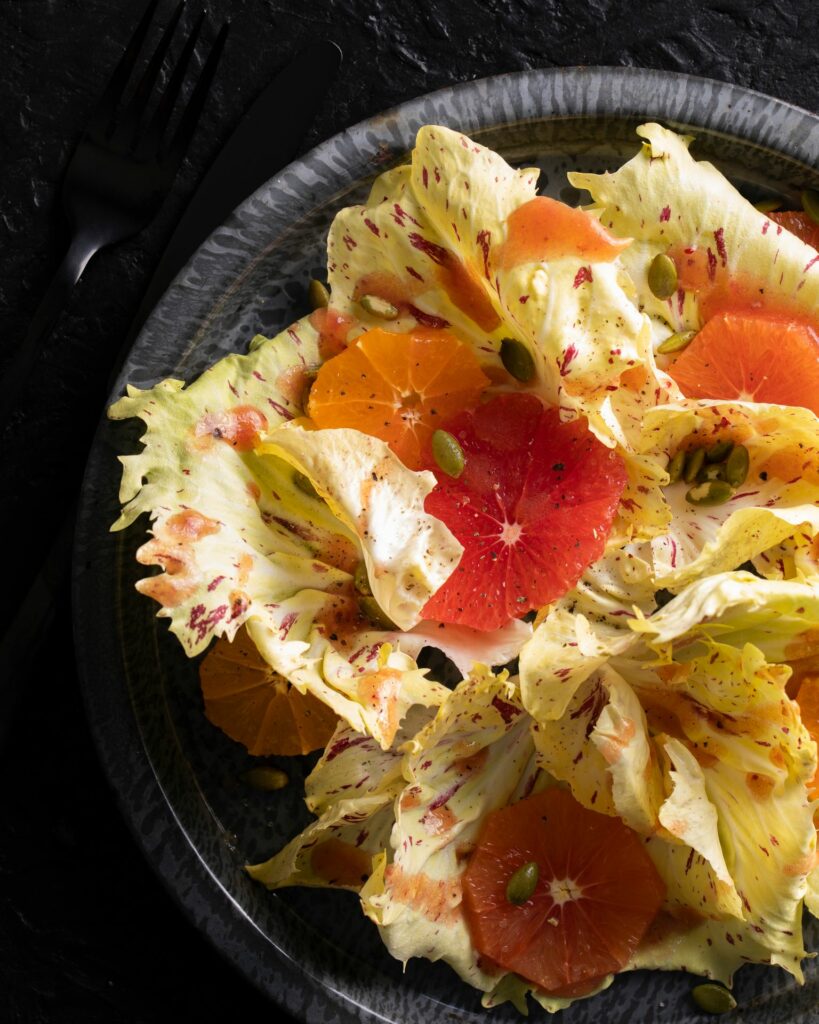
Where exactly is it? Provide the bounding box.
[73,64,819,1024]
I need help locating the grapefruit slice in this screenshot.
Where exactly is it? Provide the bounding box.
[421,393,627,631]
[462,788,666,994]
[667,313,819,416]
[307,326,490,470]
[200,629,338,756]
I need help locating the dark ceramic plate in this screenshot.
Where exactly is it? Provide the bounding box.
[74,67,819,1023]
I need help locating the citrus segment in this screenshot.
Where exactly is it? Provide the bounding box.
[200,629,338,756]
[421,393,627,631]
[307,326,490,469]
[769,210,819,250]
[667,313,819,415]
[462,788,666,994]
[495,196,631,270]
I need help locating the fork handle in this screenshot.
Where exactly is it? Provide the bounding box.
[0,234,99,427]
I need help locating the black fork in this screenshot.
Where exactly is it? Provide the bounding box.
[1,0,228,425]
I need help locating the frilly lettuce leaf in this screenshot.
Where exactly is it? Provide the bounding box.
[109,321,447,748]
[362,667,539,1001]
[409,127,658,436]
[247,710,433,890]
[244,716,401,892]
[258,424,462,631]
[570,123,819,333]
[522,561,818,982]
[657,738,743,918]
[399,617,532,677]
[630,570,819,666]
[520,548,659,723]
[592,666,665,834]
[246,793,394,891]
[327,160,510,351]
[630,399,819,591]
[481,971,614,1015]
[327,123,673,458]
[633,838,771,982]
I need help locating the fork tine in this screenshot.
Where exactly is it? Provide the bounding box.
[143,10,206,149]
[163,21,230,168]
[123,0,186,139]
[91,0,160,131]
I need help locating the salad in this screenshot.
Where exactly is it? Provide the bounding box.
[110,122,819,1014]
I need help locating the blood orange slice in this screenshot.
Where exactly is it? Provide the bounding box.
[667,313,819,416]
[462,788,666,994]
[421,393,627,631]
[307,326,489,469]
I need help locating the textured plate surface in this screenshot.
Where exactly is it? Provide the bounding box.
[74,67,819,1024]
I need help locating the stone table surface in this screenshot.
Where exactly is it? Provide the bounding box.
[2,1,819,1021]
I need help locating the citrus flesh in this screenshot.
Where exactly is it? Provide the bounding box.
[200,629,338,756]
[421,393,627,631]
[769,210,819,250]
[307,326,489,469]
[667,313,819,416]
[462,788,666,994]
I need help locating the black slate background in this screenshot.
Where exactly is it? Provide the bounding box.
[3,1,819,1022]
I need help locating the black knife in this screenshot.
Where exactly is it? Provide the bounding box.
[0,39,343,740]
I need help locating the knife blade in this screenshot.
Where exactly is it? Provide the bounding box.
[0,39,343,740]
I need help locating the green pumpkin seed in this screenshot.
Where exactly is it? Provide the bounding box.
[753,198,781,214]
[243,766,289,791]
[648,253,678,300]
[353,561,372,596]
[657,330,696,355]
[705,439,734,463]
[432,429,466,478]
[667,450,686,484]
[698,462,726,483]
[308,279,330,309]
[500,338,536,382]
[359,596,398,631]
[686,480,734,506]
[359,294,399,319]
[294,471,319,499]
[506,861,539,905]
[683,447,705,484]
[802,189,819,226]
[691,983,737,1014]
[724,444,750,487]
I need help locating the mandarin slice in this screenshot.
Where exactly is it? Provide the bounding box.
[200,629,338,756]
[307,326,489,470]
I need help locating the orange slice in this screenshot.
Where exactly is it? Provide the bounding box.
[199,629,338,756]
[307,326,490,469]
[667,313,819,415]
[462,787,666,994]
